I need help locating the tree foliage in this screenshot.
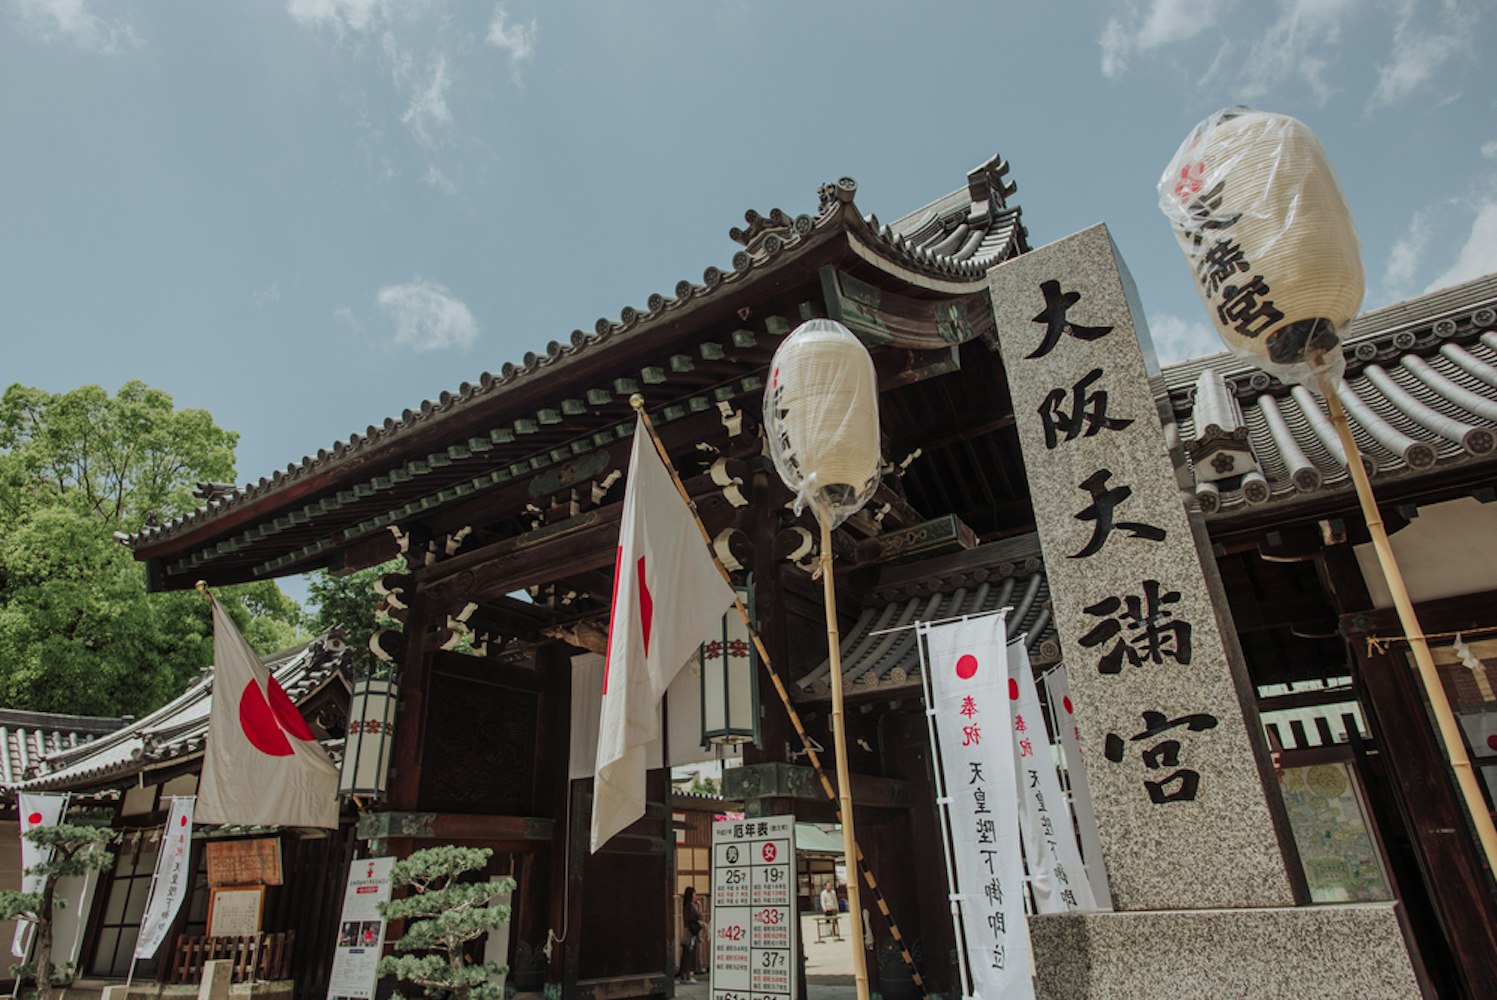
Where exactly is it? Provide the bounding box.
[306,559,404,660]
[0,823,113,1000]
[378,846,514,1000]
[0,382,306,716]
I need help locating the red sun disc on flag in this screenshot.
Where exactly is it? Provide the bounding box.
[27,812,41,825]
[955,654,978,680]
[180,815,189,826]
[762,843,777,863]
[1063,696,1074,714]
[1008,678,1019,701]
[267,676,316,741]
[240,681,295,756]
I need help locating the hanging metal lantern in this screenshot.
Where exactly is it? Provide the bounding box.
[700,588,759,747]
[339,675,398,798]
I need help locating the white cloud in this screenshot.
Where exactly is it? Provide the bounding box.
[424,165,456,193]
[1099,18,1130,79]
[1136,0,1224,50]
[1481,140,1497,162]
[1240,0,1356,104]
[375,279,478,352]
[1096,0,1233,78]
[399,53,452,148]
[1148,313,1221,365]
[285,0,384,34]
[486,3,538,83]
[14,0,141,53]
[250,282,283,307]
[1424,201,1497,294]
[1382,210,1432,296]
[1370,0,1478,108]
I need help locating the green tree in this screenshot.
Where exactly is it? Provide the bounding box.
[0,382,306,716]
[378,847,514,1000]
[306,559,404,658]
[0,823,113,1000]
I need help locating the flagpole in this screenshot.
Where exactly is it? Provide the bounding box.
[1316,374,1497,872]
[627,397,925,1000]
[816,516,871,1000]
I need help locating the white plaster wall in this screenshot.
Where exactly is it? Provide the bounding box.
[1354,496,1497,608]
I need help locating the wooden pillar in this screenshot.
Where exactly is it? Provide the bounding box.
[1320,544,1497,997]
[745,469,794,767]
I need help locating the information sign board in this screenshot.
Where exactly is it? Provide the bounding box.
[327,856,395,1000]
[711,815,798,1000]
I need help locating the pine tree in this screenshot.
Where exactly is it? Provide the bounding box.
[0,823,113,1000]
[378,846,515,1000]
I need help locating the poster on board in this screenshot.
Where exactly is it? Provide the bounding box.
[327,857,395,1000]
[711,815,798,1000]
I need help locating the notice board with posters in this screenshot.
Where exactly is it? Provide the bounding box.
[711,815,798,1000]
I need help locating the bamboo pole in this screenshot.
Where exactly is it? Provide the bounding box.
[1317,374,1497,875]
[627,397,918,1000]
[818,517,872,1000]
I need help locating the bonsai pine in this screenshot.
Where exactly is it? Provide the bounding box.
[378,846,515,1000]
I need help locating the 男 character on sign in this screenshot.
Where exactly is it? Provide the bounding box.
[1103,710,1220,803]
[1079,580,1193,674]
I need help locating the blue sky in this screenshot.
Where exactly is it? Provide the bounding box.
[4,0,1495,518]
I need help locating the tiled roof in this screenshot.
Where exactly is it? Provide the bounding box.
[795,538,1058,701]
[122,156,1027,560]
[1166,274,1497,515]
[18,637,351,792]
[0,710,128,788]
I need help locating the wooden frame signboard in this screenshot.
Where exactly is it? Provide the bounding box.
[208,886,265,938]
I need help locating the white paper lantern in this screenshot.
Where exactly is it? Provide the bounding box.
[1159,108,1363,386]
[339,676,398,798]
[764,319,882,528]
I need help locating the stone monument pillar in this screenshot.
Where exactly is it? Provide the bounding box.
[986,224,1421,998]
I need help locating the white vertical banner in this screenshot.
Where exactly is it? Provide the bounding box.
[12,793,68,959]
[134,797,196,960]
[1008,642,1098,914]
[923,614,1034,1000]
[1043,666,1114,909]
[327,857,395,1000]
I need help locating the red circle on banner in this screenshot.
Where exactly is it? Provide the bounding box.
[1008,678,1019,701]
[955,654,978,680]
[267,676,316,741]
[1063,696,1074,715]
[27,812,41,826]
[240,681,295,756]
[180,815,189,826]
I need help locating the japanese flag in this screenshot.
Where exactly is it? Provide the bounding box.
[198,599,340,829]
[11,792,67,958]
[591,415,737,852]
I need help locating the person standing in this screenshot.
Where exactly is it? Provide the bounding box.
[680,886,704,983]
[819,881,841,939]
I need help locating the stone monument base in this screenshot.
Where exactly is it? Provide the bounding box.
[1029,902,1421,999]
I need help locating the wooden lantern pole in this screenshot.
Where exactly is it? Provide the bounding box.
[817,517,872,1000]
[1317,373,1497,873]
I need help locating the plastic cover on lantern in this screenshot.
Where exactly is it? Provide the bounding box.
[764,318,882,529]
[1158,107,1363,388]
